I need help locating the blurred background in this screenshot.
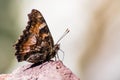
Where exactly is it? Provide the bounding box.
[0,0,120,80]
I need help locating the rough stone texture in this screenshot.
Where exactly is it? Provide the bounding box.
[0,60,80,80]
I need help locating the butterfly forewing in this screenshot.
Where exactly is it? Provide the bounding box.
[14,9,55,63]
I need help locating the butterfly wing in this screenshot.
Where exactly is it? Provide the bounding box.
[14,9,54,63]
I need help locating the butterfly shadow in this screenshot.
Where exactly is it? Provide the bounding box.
[23,62,44,71]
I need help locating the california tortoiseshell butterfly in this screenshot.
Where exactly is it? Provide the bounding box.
[14,9,69,63]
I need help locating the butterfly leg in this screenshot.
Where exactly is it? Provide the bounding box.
[56,53,60,60]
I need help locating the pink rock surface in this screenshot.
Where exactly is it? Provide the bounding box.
[1,60,80,80]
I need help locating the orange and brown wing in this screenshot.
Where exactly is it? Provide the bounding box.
[14,9,54,63]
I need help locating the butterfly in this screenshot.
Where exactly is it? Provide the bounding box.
[14,9,69,63]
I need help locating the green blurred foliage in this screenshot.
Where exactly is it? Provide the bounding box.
[0,0,20,73]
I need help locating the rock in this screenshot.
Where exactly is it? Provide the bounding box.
[1,60,80,80]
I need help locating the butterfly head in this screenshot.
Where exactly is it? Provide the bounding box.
[53,44,60,53]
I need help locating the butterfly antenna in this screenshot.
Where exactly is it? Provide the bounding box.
[56,28,70,44]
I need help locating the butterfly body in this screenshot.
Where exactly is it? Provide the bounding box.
[14,9,59,63]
